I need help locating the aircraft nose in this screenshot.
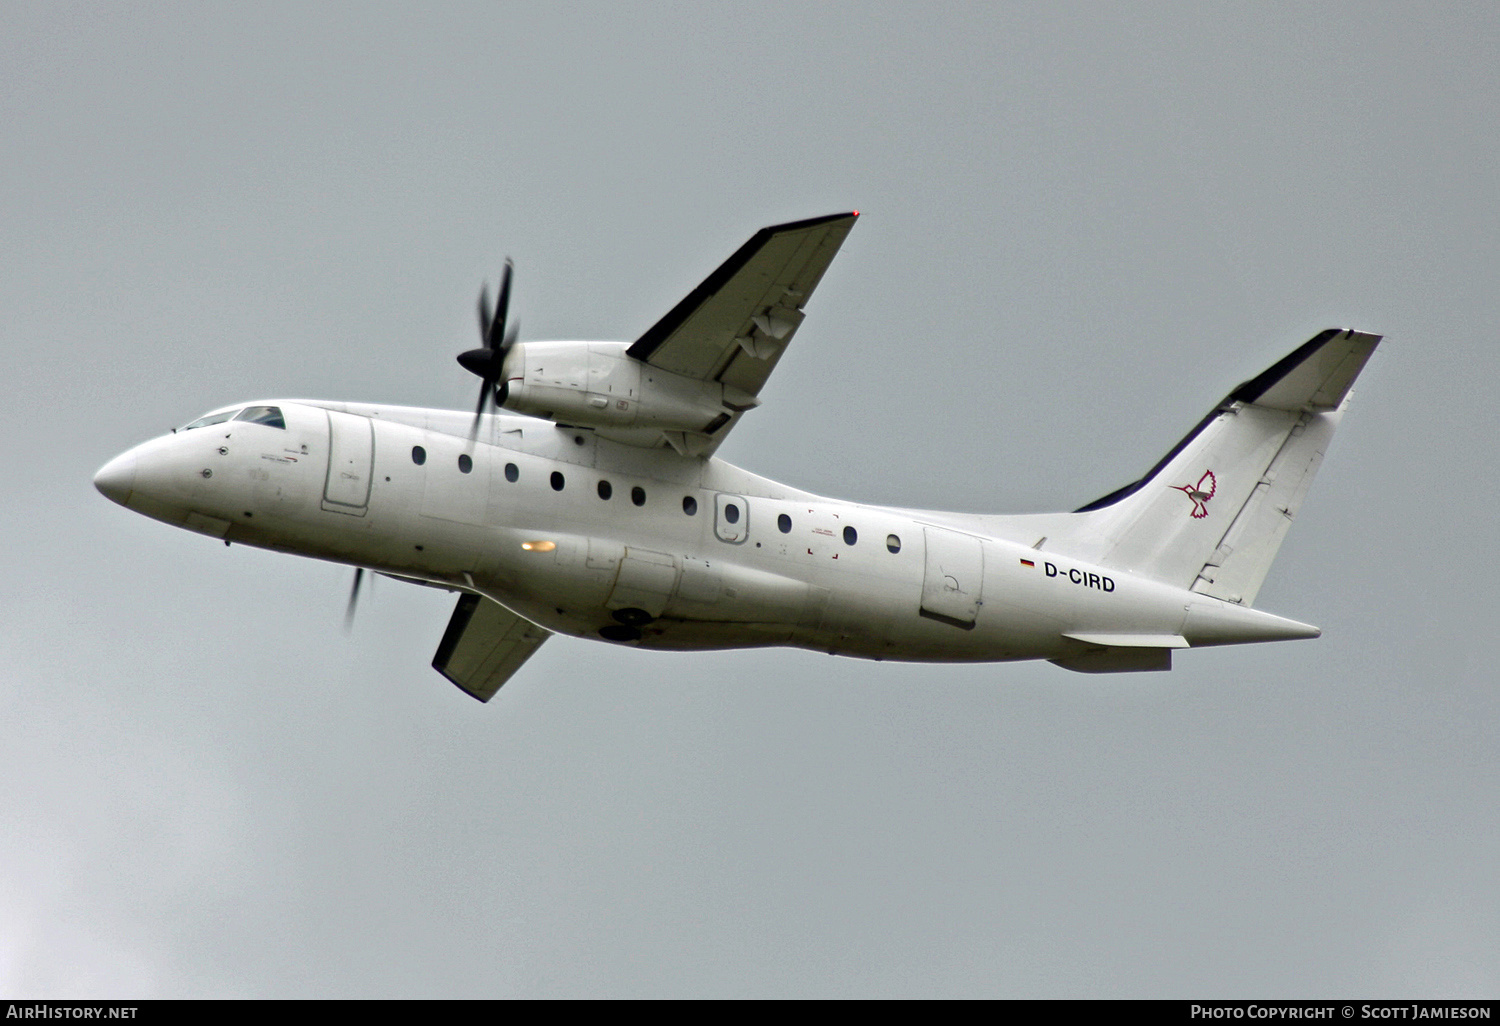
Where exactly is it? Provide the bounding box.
[93,452,137,506]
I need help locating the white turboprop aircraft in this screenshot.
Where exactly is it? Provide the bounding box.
[95,213,1380,701]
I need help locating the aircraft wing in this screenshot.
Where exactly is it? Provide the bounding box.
[626,212,858,444]
[431,593,551,702]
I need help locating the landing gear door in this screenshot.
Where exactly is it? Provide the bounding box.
[714,493,749,544]
[920,527,983,629]
[607,547,679,618]
[322,410,373,515]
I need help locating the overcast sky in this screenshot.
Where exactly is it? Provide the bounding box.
[3,1,1497,998]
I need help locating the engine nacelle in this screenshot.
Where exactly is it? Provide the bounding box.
[499,341,756,436]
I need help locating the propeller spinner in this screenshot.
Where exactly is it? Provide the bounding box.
[457,259,519,438]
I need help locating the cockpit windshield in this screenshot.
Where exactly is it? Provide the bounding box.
[180,405,286,431]
[180,409,239,431]
[234,406,286,429]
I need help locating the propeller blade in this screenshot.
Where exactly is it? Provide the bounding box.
[490,259,514,350]
[470,384,489,440]
[344,567,364,632]
[477,284,493,347]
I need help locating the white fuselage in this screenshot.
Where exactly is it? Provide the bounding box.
[94,399,1316,665]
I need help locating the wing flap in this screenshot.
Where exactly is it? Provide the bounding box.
[432,593,551,703]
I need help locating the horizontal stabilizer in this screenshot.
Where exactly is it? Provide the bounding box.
[1051,645,1174,673]
[1238,328,1380,412]
[432,593,550,702]
[1063,632,1189,648]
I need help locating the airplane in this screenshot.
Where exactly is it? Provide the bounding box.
[93,212,1380,701]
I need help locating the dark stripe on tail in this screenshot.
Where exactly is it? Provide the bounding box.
[1073,329,1341,513]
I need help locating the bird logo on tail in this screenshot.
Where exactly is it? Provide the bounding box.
[1171,470,1217,519]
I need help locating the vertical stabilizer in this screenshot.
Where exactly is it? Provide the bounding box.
[1069,329,1380,605]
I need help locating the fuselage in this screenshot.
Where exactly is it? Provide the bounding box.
[93,398,1317,666]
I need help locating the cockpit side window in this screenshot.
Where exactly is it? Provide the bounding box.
[180,409,240,431]
[234,406,286,429]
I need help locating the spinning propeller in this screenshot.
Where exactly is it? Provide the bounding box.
[457,258,520,439]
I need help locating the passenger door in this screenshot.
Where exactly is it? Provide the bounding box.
[322,410,373,515]
[714,493,749,544]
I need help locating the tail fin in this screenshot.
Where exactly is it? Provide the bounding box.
[1069,328,1380,606]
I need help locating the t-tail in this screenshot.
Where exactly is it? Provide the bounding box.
[1064,328,1380,607]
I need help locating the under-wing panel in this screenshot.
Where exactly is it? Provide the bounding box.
[432,593,551,702]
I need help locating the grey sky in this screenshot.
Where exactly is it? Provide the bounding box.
[3,1,1496,997]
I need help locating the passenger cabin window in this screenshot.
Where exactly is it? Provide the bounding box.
[505,463,519,482]
[234,406,286,429]
[181,409,239,431]
[411,446,427,465]
[843,525,857,545]
[631,486,646,507]
[550,471,565,492]
[886,534,902,554]
[682,496,697,516]
[597,480,612,500]
[458,454,473,474]
[778,513,792,533]
[724,503,740,525]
